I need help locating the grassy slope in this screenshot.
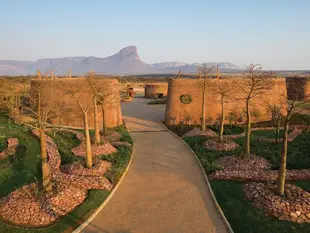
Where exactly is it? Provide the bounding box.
[210,180,310,233]
[0,118,133,233]
[172,123,310,233]
[0,115,40,198]
[184,129,310,172]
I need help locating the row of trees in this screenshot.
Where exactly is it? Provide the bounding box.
[196,64,310,195]
[1,70,118,192]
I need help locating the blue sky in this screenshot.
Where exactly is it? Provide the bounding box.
[0,0,309,69]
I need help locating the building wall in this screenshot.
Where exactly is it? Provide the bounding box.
[165,78,287,125]
[30,78,122,129]
[144,83,168,99]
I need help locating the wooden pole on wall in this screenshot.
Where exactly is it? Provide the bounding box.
[37,70,41,79]
[177,69,181,79]
[68,68,72,78]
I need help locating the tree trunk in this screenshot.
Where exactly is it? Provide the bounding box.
[101,103,107,135]
[201,79,207,131]
[277,120,289,196]
[244,100,251,158]
[40,127,52,192]
[220,97,225,142]
[276,120,280,143]
[93,97,100,144]
[83,112,93,168]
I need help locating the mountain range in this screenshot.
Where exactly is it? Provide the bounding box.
[0,46,241,76]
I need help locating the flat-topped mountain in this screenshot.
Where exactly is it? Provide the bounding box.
[0,46,240,76]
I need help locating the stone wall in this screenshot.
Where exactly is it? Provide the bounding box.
[30,78,122,129]
[286,77,310,101]
[145,83,168,99]
[165,78,287,125]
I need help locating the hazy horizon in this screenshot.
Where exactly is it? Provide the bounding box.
[1,0,310,70]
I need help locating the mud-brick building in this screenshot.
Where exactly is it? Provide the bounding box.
[165,78,287,125]
[30,78,122,129]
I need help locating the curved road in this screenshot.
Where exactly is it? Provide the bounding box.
[81,97,229,233]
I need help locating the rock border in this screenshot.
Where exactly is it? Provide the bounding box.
[182,127,218,138]
[0,130,113,227]
[204,139,240,151]
[0,137,19,160]
[244,182,310,223]
[213,155,271,171]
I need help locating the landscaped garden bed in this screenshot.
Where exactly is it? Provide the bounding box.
[0,114,133,233]
[168,121,310,232]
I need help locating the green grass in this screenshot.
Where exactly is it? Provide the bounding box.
[47,130,81,165]
[0,115,133,233]
[0,136,7,151]
[184,136,242,173]
[175,120,310,233]
[167,124,244,137]
[251,129,290,140]
[0,115,40,198]
[210,180,310,233]
[290,113,310,125]
[0,144,27,170]
[182,128,310,173]
[147,99,166,105]
[208,125,244,135]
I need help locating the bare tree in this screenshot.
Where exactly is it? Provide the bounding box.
[264,101,286,143]
[0,79,27,119]
[20,77,56,192]
[177,69,181,79]
[234,64,274,158]
[86,74,119,136]
[64,78,94,168]
[277,78,310,195]
[197,64,214,131]
[213,80,233,141]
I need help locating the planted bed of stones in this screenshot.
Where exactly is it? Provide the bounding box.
[0,128,130,227]
[181,126,310,224]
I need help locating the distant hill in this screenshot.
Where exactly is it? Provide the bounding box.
[0,46,242,76]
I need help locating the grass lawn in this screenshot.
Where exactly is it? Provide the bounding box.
[0,114,133,233]
[171,119,310,233]
[210,180,310,233]
[183,129,310,173]
[0,136,7,151]
[0,115,40,198]
[167,124,244,137]
[47,130,81,165]
[251,129,288,139]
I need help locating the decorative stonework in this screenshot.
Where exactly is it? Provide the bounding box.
[182,127,218,138]
[0,137,19,160]
[0,129,113,227]
[61,160,112,177]
[209,168,310,182]
[214,155,271,171]
[180,94,192,104]
[64,129,118,157]
[204,139,239,151]
[244,182,310,223]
